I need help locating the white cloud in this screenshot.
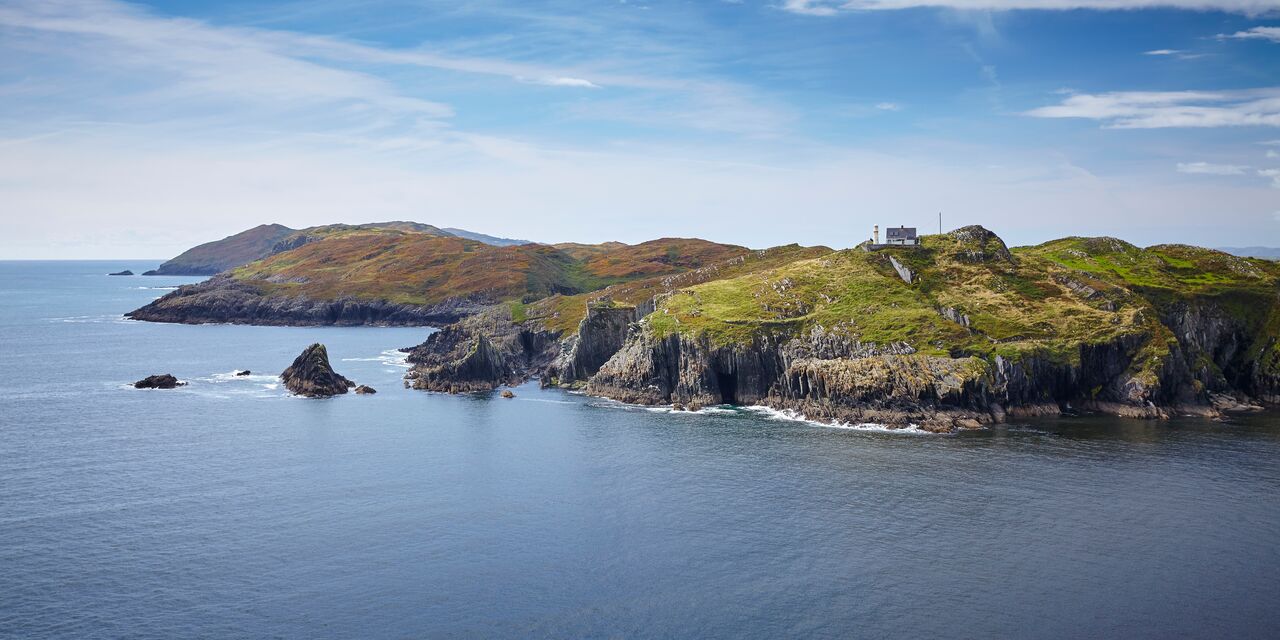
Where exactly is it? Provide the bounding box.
[781,0,841,16]
[1026,88,1280,128]
[875,102,902,111]
[781,1,1280,14]
[518,76,602,88]
[1260,168,1280,187]
[1268,149,1279,158]
[1218,26,1280,41]
[1144,49,1182,55]
[1177,161,1250,175]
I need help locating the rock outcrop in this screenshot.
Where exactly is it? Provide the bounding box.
[109,270,134,276]
[134,374,185,389]
[403,305,558,393]
[281,343,354,397]
[354,385,376,394]
[544,301,645,387]
[127,275,469,326]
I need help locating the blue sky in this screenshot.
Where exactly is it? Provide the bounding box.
[1,0,1279,258]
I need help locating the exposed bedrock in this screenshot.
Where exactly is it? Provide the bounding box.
[544,303,645,387]
[126,275,473,326]
[281,343,354,397]
[403,307,558,393]
[585,318,1273,431]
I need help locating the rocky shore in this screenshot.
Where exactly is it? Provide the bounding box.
[126,275,477,326]
[396,228,1280,431]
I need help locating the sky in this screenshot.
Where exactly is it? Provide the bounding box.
[1,0,1279,258]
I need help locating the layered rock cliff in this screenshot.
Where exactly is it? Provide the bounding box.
[127,275,471,326]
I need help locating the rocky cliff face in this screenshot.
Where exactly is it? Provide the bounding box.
[127,276,472,326]
[281,343,353,397]
[584,326,1238,431]
[403,306,559,392]
[544,302,644,387]
[579,228,1280,430]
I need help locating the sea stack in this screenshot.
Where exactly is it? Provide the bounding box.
[108,270,134,276]
[281,343,354,397]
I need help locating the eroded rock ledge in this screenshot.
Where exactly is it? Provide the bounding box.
[127,275,476,326]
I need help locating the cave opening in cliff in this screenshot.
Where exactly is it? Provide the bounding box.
[715,371,738,405]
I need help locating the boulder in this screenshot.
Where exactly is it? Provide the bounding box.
[108,270,134,276]
[234,370,251,376]
[501,390,515,398]
[355,385,377,394]
[134,374,185,389]
[281,344,354,397]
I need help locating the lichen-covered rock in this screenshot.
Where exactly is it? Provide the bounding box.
[134,374,185,389]
[281,344,353,397]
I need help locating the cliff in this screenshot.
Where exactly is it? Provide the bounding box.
[398,244,833,392]
[583,227,1280,430]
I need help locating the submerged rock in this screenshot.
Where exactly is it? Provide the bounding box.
[354,385,377,395]
[134,374,185,389]
[234,370,251,376]
[281,343,354,397]
[108,270,134,276]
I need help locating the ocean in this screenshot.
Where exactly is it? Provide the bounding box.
[2,260,1279,639]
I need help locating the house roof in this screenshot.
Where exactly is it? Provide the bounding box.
[886,227,917,238]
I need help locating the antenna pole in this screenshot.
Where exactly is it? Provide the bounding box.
[938,211,942,235]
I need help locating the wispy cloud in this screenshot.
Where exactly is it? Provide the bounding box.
[1177,161,1249,175]
[1026,89,1280,128]
[1217,26,1280,41]
[781,1,1280,14]
[1259,168,1280,187]
[1144,49,1182,55]
[875,102,902,111]
[518,76,602,88]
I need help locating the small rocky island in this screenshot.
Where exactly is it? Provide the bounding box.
[134,374,185,389]
[281,343,355,397]
[108,270,134,276]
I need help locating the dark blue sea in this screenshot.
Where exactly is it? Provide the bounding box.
[2,261,1279,639]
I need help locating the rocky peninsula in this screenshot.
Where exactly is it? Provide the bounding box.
[128,221,1280,430]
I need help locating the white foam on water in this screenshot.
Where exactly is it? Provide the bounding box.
[341,349,411,369]
[741,405,932,434]
[51,314,133,324]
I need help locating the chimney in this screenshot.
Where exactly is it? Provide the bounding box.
[874,225,879,244]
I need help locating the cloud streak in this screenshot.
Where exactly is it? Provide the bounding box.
[782,0,1280,13]
[1176,162,1249,175]
[1026,89,1280,128]
[1217,26,1280,41]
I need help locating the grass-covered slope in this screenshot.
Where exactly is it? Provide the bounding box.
[584,226,1280,424]
[143,223,296,275]
[144,221,531,277]
[130,228,753,325]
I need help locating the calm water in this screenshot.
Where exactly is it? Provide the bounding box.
[2,261,1279,639]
